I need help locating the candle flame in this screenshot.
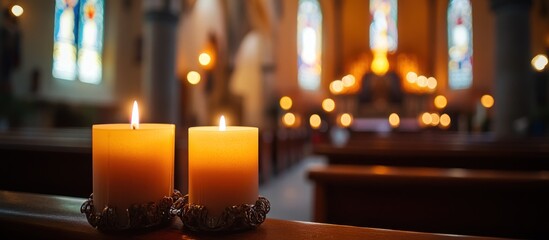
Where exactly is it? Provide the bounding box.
[131,101,139,129]
[219,115,226,131]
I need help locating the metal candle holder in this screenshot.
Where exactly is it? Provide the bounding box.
[171,192,270,232]
[80,190,180,231]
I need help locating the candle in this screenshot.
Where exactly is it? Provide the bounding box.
[188,116,258,218]
[92,101,175,221]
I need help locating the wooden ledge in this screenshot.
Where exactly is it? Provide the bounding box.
[0,190,503,239]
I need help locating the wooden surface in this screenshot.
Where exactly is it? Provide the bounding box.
[0,190,503,240]
[313,132,549,170]
[308,165,549,239]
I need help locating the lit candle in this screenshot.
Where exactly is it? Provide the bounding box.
[188,116,258,218]
[92,101,175,222]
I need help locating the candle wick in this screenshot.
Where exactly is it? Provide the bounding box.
[132,124,137,130]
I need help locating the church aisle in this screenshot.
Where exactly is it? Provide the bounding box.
[259,155,327,222]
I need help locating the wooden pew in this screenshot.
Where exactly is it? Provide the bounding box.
[313,132,549,170]
[0,128,92,197]
[308,165,549,239]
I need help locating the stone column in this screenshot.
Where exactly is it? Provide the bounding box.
[142,0,180,123]
[491,0,533,138]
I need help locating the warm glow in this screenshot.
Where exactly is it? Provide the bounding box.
[279,96,293,110]
[322,98,335,112]
[342,74,356,87]
[372,166,389,175]
[440,113,451,128]
[427,77,437,90]
[434,95,447,109]
[131,101,139,129]
[532,54,548,72]
[11,5,23,17]
[371,52,389,76]
[199,52,212,67]
[388,113,400,128]
[339,113,353,127]
[430,113,440,126]
[283,112,296,127]
[219,115,226,131]
[417,75,428,87]
[329,80,344,94]
[421,112,432,125]
[406,72,417,83]
[187,71,201,85]
[309,114,321,129]
[480,94,494,108]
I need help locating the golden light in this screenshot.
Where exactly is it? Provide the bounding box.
[219,115,226,131]
[417,75,428,87]
[388,113,400,128]
[279,96,293,110]
[434,95,447,109]
[439,113,451,128]
[342,74,356,87]
[421,112,432,125]
[282,112,296,127]
[480,94,494,108]
[186,71,201,85]
[371,52,389,76]
[532,54,548,72]
[198,52,212,67]
[11,5,23,17]
[131,101,139,129]
[430,113,440,126]
[309,114,322,129]
[406,72,417,83]
[372,166,389,175]
[329,80,344,94]
[322,98,335,112]
[427,77,437,90]
[339,113,353,127]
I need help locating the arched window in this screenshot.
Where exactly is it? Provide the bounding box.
[297,0,322,91]
[448,0,472,90]
[53,0,104,84]
[369,0,398,53]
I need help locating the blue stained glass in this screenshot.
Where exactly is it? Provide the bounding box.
[448,0,473,90]
[52,0,103,84]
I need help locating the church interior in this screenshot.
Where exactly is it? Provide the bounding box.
[1,0,549,239]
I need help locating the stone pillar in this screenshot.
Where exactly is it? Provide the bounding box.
[142,0,180,123]
[491,0,534,138]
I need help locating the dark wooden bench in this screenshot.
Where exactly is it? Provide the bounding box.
[313,132,549,170]
[308,165,549,239]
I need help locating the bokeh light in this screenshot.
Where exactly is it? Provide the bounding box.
[532,54,548,72]
[339,113,353,127]
[309,114,321,129]
[322,98,335,112]
[388,113,400,128]
[434,95,447,109]
[11,5,23,17]
[279,96,293,110]
[186,71,201,85]
[198,52,212,67]
[282,112,296,127]
[480,94,494,108]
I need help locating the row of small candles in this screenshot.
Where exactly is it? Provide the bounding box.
[91,101,259,229]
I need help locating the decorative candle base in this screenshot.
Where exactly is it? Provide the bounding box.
[171,193,270,232]
[80,190,180,231]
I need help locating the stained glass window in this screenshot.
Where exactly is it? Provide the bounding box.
[53,0,104,84]
[448,0,472,90]
[369,0,397,53]
[297,0,322,91]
